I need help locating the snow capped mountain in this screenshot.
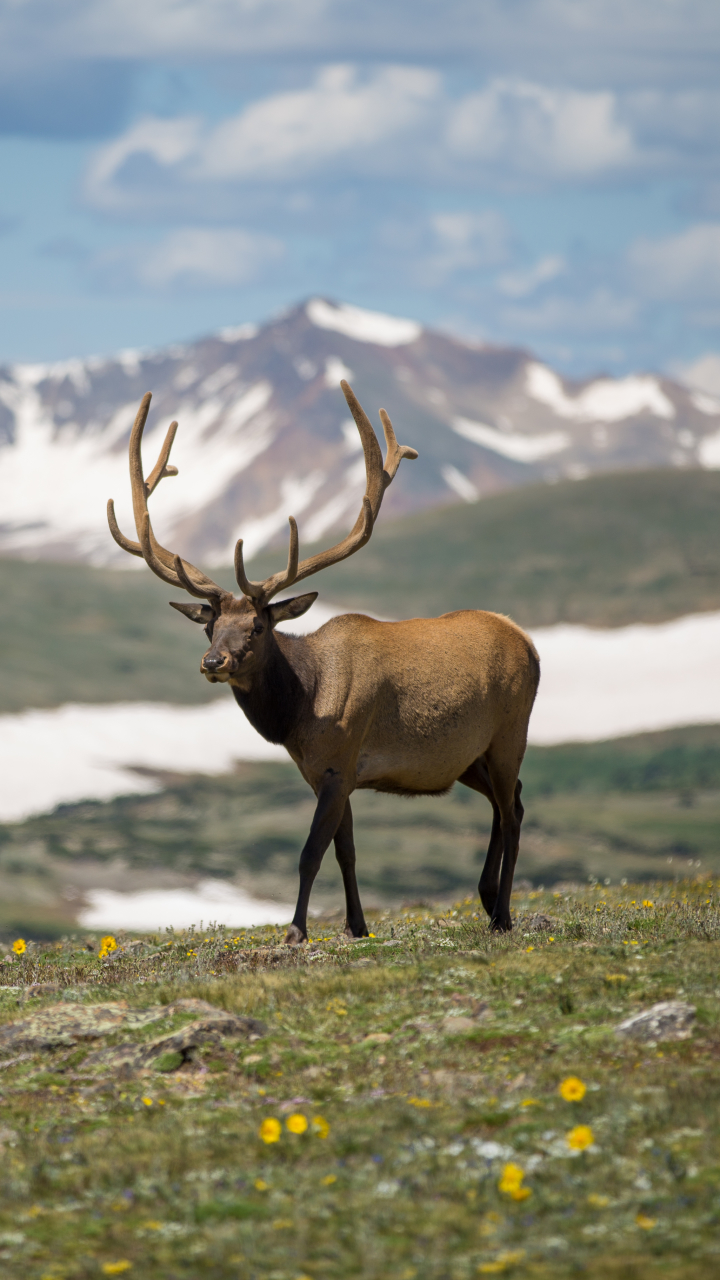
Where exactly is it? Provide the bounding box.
[0,298,717,566]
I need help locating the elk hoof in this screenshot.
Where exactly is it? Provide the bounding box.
[284,924,307,946]
[490,915,512,934]
[344,921,369,940]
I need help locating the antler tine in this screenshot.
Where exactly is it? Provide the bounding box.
[234,517,300,604]
[107,392,226,603]
[379,409,419,485]
[234,381,415,604]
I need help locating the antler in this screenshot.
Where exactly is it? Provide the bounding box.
[233,380,418,604]
[107,392,227,603]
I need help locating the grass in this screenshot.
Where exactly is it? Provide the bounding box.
[1,468,719,714]
[0,880,719,1277]
[1,724,718,940]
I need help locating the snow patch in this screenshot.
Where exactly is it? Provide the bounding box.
[218,323,258,342]
[529,611,720,744]
[79,880,293,932]
[452,416,570,462]
[306,299,421,347]
[526,363,675,422]
[324,355,354,386]
[0,378,276,562]
[441,464,479,502]
[698,430,720,469]
[691,391,720,416]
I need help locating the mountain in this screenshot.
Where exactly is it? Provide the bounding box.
[1,297,719,566]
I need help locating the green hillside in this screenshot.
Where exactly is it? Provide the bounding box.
[0,467,718,713]
[249,466,720,627]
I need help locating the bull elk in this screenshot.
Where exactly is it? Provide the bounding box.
[108,383,539,941]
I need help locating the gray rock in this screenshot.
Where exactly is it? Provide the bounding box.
[616,1001,695,1042]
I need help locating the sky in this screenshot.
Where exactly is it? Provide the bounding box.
[0,0,719,378]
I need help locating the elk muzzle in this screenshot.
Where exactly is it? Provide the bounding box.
[200,650,238,682]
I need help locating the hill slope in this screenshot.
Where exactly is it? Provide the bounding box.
[249,466,720,627]
[1,467,718,713]
[1,297,718,567]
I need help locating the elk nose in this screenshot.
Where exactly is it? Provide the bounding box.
[203,655,224,672]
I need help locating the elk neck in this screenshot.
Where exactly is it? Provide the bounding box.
[231,629,315,745]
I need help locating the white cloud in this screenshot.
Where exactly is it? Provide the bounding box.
[199,64,439,180]
[447,79,634,177]
[428,211,510,276]
[629,223,720,301]
[83,67,644,217]
[92,227,284,289]
[497,255,565,298]
[84,65,440,210]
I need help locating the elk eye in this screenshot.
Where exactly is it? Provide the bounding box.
[252,623,264,636]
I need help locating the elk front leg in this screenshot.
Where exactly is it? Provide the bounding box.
[333,799,368,939]
[285,769,348,945]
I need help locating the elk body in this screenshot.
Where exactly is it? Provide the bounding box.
[108,383,539,940]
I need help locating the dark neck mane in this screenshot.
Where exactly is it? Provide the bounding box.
[231,633,313,745]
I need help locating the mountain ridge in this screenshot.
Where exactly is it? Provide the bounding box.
[1,297,718,567]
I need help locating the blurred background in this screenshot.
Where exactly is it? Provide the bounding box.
[0,0,719,939]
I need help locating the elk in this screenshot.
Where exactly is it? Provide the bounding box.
[108,383,539,941]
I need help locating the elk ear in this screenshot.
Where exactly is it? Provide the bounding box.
[169,601,216,625]
[267,592,318,627]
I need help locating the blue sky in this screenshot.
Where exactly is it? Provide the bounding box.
[0,0,719,376]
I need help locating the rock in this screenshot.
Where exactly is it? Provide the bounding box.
[0,997,265,1057]
[382,940,402,947]
[83,1012,267,1071]
[520,913,557,932]
[442,1016,477,1033]
[363,1032,391,1043]
[616,1001,695,1042]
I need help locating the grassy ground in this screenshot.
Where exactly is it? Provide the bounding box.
[2,468,719,714]
[0,880,719,1278]
[1,725,718,940]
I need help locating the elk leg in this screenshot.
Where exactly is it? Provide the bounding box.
[333,799,369,939]
[485,759,524,933]
[458,757,503,919]
[285,768,348,945]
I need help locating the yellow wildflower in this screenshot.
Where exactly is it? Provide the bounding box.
[141,1097,153,1107]
[321,1174,336,1185]
[101,935,117,953]
[642,900,654,908]
[567,1124,594,1151]
[588,1193,609,1208]
[558,1076,586,1102]
[498,1162,525,1194]
[254,1178,269,1190]
[259,1117,282,1144]
[101,1264,132,1276]
[286,1113,308,1134]
[407,1096,432,1108]
[312,1115,330,1139]
[636,1213,656,1229]
[520,1099,539,1107]
[12,938,26,955]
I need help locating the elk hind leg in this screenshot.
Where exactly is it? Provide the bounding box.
[333,799,368,939]
[458,757,502,920]
[485,749,525,933]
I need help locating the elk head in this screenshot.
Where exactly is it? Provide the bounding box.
[107,382,417,684]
